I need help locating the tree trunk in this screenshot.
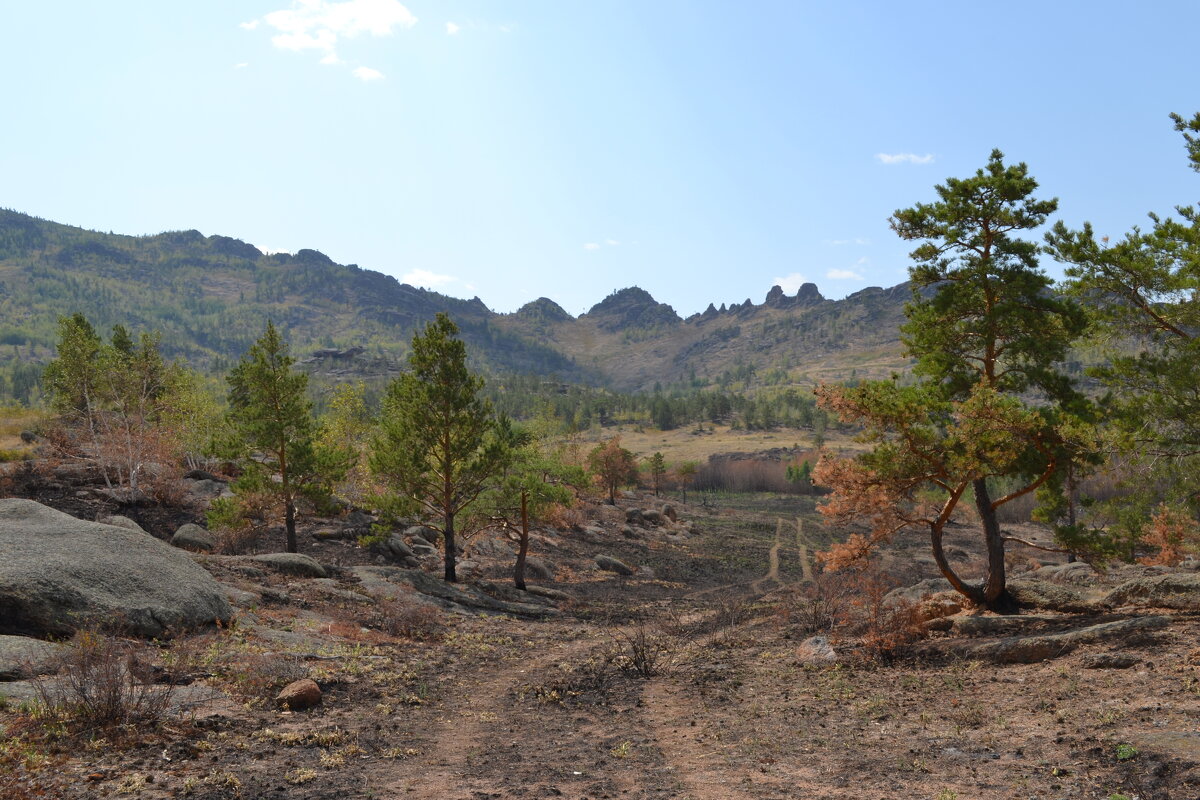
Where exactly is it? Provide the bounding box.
[929,521,984,606]
[973,478,1016,613]
[444,513,457,583]
[514,491,529,591]
[285,498,297,554]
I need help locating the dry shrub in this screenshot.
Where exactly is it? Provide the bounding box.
[781,571,854,635]
[214,523,260,555]
[29,630,173,738]
[375,596,447,641]
[606,620,685,678]
[224,652,307,699]
[1140,504,1200,566]
[542,501,584,530]
[828,566,924,662]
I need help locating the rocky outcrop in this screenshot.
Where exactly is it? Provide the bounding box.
[0,499,232,638]
[172,523,216,553]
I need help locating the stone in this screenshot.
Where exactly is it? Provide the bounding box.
[470,536,515,558]
[405,525,441,544]
[953,615,1170,664]
[1007,579,1102,613]
[349,566,559,618]
[1104,573,1200,610]
[411,543,439,557]
[183,469,224,482]
[523,557,554,580]
[276,678,321,710]
[98,515,146,534]
[384,534,414,559]
[884,577,953,607]
[219,583,261,608]
[246,553,328,578]
[0,635,67,681]
[0,499,232,638]
[621,526,639,539]
[796,635,838,664]
[171,523,216,553]
[625,508,645,525]
[661,504,678,522]
[636,565,656,579]
[185,479,225,500]
[595,555,634,576]
[642,510,665,526]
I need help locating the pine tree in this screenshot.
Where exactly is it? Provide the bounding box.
[816,151,1090,611]
[370,313,511,582]
[221,321,345,553]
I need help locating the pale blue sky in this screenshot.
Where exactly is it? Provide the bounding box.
[3,1,1197,316]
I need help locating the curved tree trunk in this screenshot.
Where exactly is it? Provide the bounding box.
[929,520,984,606]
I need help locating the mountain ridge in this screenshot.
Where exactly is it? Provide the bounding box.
[0,209,912,395]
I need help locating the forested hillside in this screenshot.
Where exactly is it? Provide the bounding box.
[0,209,920,403]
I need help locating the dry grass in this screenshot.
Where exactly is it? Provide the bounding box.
[576,423,861,465]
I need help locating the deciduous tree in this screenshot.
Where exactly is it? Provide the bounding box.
[588,437,638,504]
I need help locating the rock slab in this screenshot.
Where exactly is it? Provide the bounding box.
[0,499,232,638]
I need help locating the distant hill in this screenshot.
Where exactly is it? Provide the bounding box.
[0,209,914,399]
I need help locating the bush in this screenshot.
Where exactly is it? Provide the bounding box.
[374,596,447,641]
[29,631,173,737]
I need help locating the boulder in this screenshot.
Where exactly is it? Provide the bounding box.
[185,479,225,500]
[0,499,232,638]
[953,615,1170,664]
[884,577,953,607]
[184,469,224,482]
[661,504,678,522]
[625,508,645,526]
[470,536,515,558]
[246,553,328,579]
[0,635,67,680]
[384,534,414,560]
[276,678,321,710]
[171,523,216,553]
[405,525,440,544]
[642,510,665,526]
[1007,579,1102,613]
[596,555,634,576]
[1104,573,1200,610]
[98,515,146,534]
[523,556,555,580]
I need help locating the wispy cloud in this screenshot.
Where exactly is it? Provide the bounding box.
[604,239,619,246]
[772,272,809,293]
[583,243,601,251]
[826,268,864,280]
[446,21,460,34]
[876,152,934,165]
[250,0,416,78]
[234,62,249,69]
[825,237,870,246]
[402,268,458,288]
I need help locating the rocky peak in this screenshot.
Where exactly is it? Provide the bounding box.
[585,287,681,332]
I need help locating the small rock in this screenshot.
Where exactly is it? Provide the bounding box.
[796,635,838,664]
[621,526,639,539]
[405,525,440,544]
[642,510,665,526]
[523,557,554,580]
[625,508,645,525]
[276,678,321,710]
[385,534,414,560]
[172,524,216,553]
[98,515,146,534]
[247,553,328,578]
[595,555,633,576]
[636,565,656,579]
[661,504,678,522]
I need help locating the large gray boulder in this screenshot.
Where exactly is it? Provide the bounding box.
[171,523,216,553]
[0,499,232,638]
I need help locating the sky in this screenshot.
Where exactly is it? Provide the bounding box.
[3,1,1198,317]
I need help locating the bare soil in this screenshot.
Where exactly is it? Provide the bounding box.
[4,479,1200,800]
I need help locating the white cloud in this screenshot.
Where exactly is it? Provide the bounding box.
[239,20,260,30]
[583,243,601,251]
[234,62,249,69]
[827,269,864,280]
[772,272,808,293]
[446,21,460,34]
[402,268,457,288]
[604,239,619,246]
[876,152,934,165]
[253,1,417,74]
[825,237,870,246]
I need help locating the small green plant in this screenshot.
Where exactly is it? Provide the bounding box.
[610,740,633,759]
[1115,743,1138,761]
